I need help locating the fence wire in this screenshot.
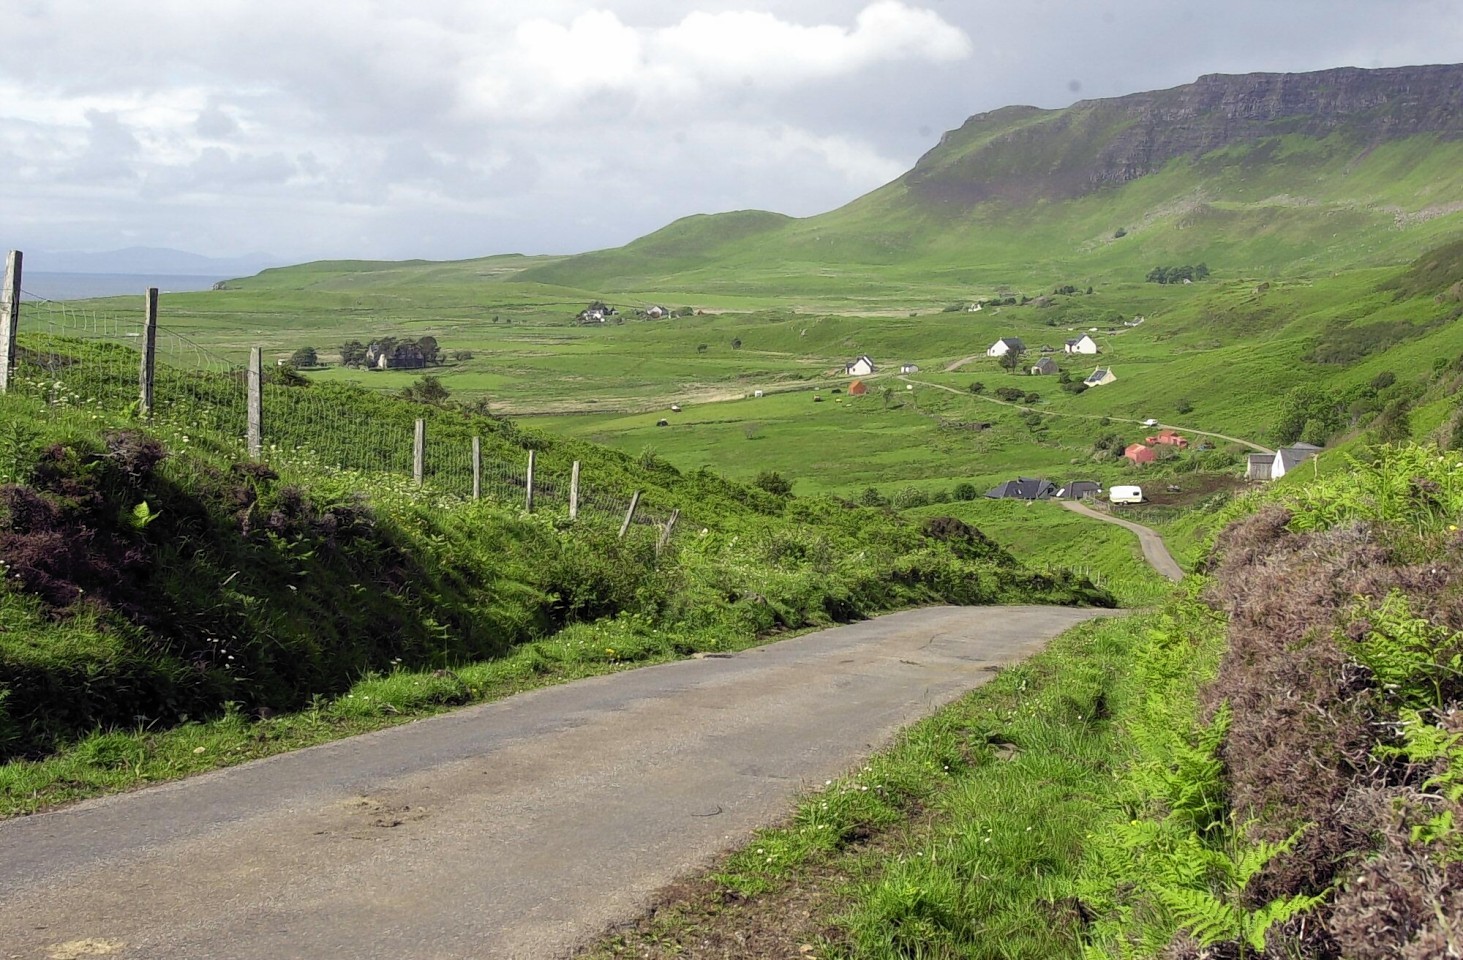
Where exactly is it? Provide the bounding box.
[6,299,679,537]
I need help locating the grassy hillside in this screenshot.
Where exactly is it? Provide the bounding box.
[0,345,1111,813]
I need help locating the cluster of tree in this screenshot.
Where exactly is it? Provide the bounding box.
[1145,264,1211,284]
[1051,284,1094,295]
[1091,432,1129,456]
[993,386,1039,404]
[400,375,451,406]
[339,336,445,370]
[856,482,981,509]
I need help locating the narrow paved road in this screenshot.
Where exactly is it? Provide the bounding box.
[0,605,1109,960]
[1061,500,1185,581]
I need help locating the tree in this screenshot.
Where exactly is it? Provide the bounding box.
[953,482,979,501]
[998,348,1026,374]
[968,382,985,394]
[290,346,319,368]
[339,340,367,367]
[401,375,450,405]
[417,336,441,366]
[1175,398,1194,414]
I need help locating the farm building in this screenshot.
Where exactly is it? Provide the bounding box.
[1057,481,1102,499]
[1084,367,1117,387]
[900,363,919,373]
[1030,357,1059,376]
[1246,453,1276,481]
[1146,430,1189,448]
[984,477,1058,500]
[845,355,876,376]
[1064,334,1100,355]
[848,380,869,396]
[1124,443,1157,464]
[986,337,1025,358]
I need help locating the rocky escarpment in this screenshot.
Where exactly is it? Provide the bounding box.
[906,63,1463,208]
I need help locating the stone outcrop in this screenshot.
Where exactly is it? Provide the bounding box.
[905,63,1463,207]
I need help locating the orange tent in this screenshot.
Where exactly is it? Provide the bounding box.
[848,379,869,395]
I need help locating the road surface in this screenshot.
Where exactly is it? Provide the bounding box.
[1061,500,1185,581]
[0,605,1110,960]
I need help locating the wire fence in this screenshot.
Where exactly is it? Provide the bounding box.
[3,281,680,538]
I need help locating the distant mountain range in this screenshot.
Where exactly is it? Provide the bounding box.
[26,247,284,277]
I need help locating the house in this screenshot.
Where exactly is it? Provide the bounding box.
[1146,430,1189,448]
[752,390,764,398]
[845,355,876,376]
[1247,443,1322,481]
[984,477,1058,500]
[1057,480,1102,500]
[1064,334,1099,355]
[645,305,666,319]
[1030,357,1059,376]
[986,337,1026,358]
[1272,443,1322,479]
[900,363,920,374]
[1084,367,1117,387]
[1124,443,1157,464]
[848,379,869,396]
[1246,453,1276,481]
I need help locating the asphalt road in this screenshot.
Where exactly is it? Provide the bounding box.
[0,605,1109,960]
[1061,500,1186,581]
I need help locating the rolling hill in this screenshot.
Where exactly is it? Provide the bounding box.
[517,63,1463,296]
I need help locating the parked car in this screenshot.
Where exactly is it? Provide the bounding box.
[1141,418,1159,426]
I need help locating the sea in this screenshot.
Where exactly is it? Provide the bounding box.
[19,272,231,302]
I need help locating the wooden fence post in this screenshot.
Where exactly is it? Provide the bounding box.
[247,347,263,460]
[413,419,426,486]
[618,491,641,539]
[657,508,680,556]
[525,449,536,512]
[139,287,158,417]
[0,250,21,394]
[569,460,580,520]
[471,436,481,500]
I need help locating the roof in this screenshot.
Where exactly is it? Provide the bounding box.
[995,337,1025,348]
[1083,367,1112,383]
[983,476,1057,500]
[1276,445,1322,472]
[1247,453,1276,465]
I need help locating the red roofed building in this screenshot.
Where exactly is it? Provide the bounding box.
[1145,430,1189,448]
[1125,443,1158,464]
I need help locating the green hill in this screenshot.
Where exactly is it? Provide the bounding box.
[517,63,1463,297]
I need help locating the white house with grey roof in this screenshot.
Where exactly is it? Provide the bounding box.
[986,337,1025,358]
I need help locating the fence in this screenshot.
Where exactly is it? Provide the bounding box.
[0,250,682,542]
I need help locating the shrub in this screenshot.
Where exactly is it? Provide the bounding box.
[753,471,793,497]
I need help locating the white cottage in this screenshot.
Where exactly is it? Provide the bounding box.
[986,337,1026,358]
[845,355,876,376]
[1064,334,1099,355]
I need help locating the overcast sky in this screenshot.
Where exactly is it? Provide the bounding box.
[4,0,1461,266]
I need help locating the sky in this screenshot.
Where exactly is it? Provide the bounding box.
[3,0,1461,267]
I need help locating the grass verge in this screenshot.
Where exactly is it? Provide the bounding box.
[581,596,1227,959]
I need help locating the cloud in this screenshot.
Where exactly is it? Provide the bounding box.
[1,1,1459,261]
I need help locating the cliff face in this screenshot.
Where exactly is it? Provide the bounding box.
[905,63,1463,208]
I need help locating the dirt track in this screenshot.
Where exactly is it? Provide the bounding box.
[0,605,1110,960]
